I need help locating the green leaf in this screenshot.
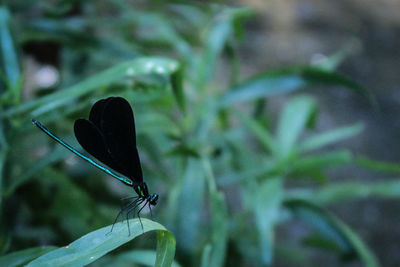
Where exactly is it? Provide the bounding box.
[196,7,253,88]
[276,96,317,159]
[0,7,21,89]
[155,231,176,267]
[208,192,228,267]
[27,219,175,267]
[247,177,284,265]
[290,150,353,174]
[107,250,181,267]
[287,179,400,205]
[196,100,220,142]
[0,121,7,209]
[170,67,186,113]
[200,244,212,267]
[284,199,379,267]
[175,159,205,252]
[220,66,374,106]
[298,123,364,152]
[200,156,228,267]
[302,234,342,253]
[1,57,181,118]
[0,246,57,267]
[237,111,276,154]
[313,41,358,71]
[119,10,192,59]
[356,156,400,174]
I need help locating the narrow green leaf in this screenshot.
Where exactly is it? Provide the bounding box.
[0,121,7,209]
[302,234,342,253]
[298,123,364,152]
[290,150,353,174]
[313,41,358,71]
[225,42,241,87]
[208,192,228,267]
[200,244,212,267]
[119,10,192,59]
[200,156,228,267]
[356,156,400,174]
[27,219,175,267]
[286,179,400,205]
[284,199,379,267]
[196,100,219,142]
[276,96,317,159]
[170,67,186,113]
[248,177,284,265]
[196,7,253,88]
[1,57,180,118]
[237,111,276,154]
[0,246,57,267]
[0,7,21,89]
[175,159,205,252]
[220,66,374,106]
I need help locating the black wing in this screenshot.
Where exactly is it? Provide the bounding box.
[88,98,107,128]
[74,97,143,182]
[74,119,126,176]
[99,97,143,181]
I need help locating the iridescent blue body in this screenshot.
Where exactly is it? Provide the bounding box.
[32,120,133,186]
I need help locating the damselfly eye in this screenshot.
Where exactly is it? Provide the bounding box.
[150,194,159,206]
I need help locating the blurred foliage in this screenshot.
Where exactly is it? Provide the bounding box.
[0,0,397,266]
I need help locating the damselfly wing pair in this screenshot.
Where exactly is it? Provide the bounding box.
[33,97,158,234]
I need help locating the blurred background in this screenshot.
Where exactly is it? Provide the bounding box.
[0,0,400,266]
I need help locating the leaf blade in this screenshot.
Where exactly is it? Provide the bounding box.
[221,66,374,106]
[26,219,175,267]
[276,96,317,159]
[287,179,400,205]
[284,199,380,267]
[247,177,284,264]
[0,246,57,267]
[155,231,176,267]
[208,191,228,267]
[2,57,180,118]
[0,7,21,89]
[298,123,364,152]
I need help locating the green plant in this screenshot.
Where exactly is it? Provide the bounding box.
[0,1,398,266]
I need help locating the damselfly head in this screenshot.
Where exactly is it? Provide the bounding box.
[149,193,159,206]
